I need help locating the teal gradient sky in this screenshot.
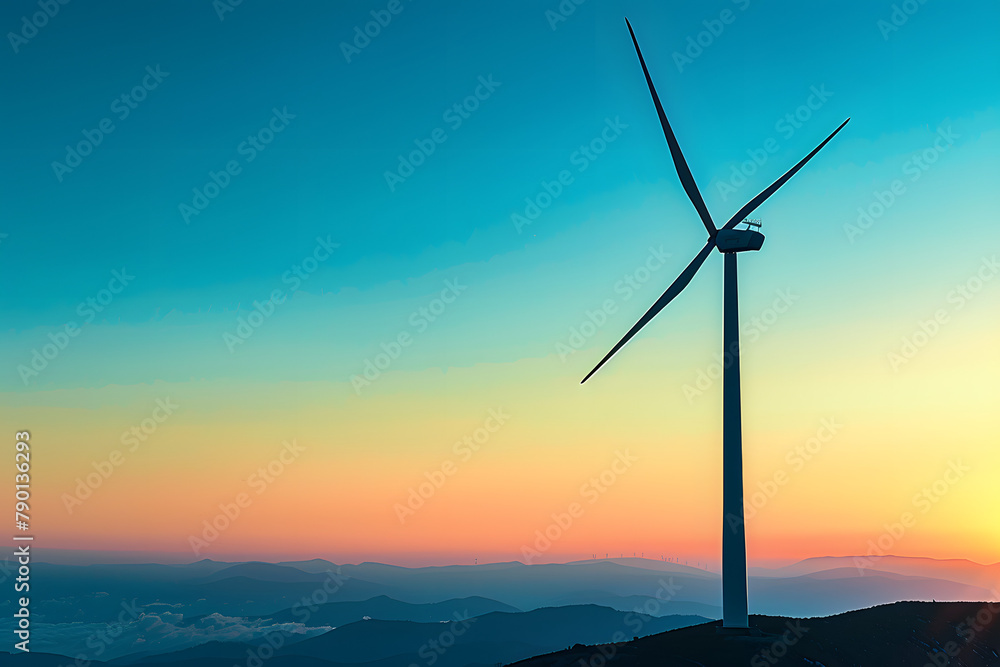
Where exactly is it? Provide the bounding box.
[2,0,998,565]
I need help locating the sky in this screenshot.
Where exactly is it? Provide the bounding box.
[1,0,998,569]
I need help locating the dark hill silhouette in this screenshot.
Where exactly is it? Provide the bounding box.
[511,601,1000,667]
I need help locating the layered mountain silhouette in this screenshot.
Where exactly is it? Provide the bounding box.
[2,555,995,665]
[6,602,998,667]
[753,554,1000,591]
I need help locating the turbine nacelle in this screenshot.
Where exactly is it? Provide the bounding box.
[714,229,764,254]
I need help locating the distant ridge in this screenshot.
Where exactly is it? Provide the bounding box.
[197,561,334,583]
[752,554,1000,592]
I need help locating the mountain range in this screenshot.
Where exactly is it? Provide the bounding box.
[0,554,995,665]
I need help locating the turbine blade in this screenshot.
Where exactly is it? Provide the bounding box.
[625,18,716,238]
[723,118,851,230]
[582,240,715,384]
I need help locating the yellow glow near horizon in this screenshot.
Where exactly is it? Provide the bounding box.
[13,324,999,570]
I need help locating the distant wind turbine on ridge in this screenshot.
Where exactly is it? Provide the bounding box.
[580,18,850,630]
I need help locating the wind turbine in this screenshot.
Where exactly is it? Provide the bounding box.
[580,18,850,630]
